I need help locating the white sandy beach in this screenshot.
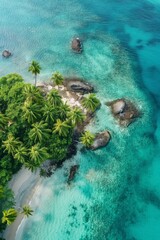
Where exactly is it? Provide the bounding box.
[3,167,41,240]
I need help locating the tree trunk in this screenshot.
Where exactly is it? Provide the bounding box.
[35,74,37,87]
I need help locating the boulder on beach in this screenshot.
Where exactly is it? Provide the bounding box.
[106,98,139,126]
[90,131,111,150]
[2,50,12,58]
[64,78,94,94]
[71,38,82,53]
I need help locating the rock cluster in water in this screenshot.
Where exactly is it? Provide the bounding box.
[2,50,12,58]
[71,38,82,53]
[90,131,111,150]
[64,78,93,94]
[106,98,139,126]
[67,165,79,184]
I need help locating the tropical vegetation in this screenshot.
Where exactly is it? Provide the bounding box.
[80,131,95,148]
[51,71,64,87]
[21,205,34,217]
[0,72,73,234]
[81,93,100,112]
[0,67,99,235]
[28,61,41,86]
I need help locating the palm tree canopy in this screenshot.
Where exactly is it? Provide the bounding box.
[23,84,42,103]
[29,121,51,143]
[0,113,9,129]
[81,93,100,112]
[28,61,41,86]
[80,131,95,147]
[2,208,18,225]
[42,103,57,123]
[57,103,70,120]
[29,144,49,166]
[51,71,64,86]
[22,100,41,123]
[28,61,41,76]
[68,107,85,125]
[21,205,34,217]
[14,145,28,163]
[53,119,70,137]
[2,134,21,155]
[47,89,62,106]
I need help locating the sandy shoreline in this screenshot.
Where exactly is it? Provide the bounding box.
[3,167,41,240]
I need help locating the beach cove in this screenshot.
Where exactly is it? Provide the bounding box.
[1,0,160,239]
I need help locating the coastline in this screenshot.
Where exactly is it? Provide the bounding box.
[3,167,41,240]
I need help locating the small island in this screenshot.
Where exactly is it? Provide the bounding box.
[0,61,140,237]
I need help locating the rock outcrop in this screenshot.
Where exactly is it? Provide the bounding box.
[71,38,82,53]
[2,50,12,58]
[106,98,139,126]
[90,131,111,150]
[64,78,94,94]
[67,165,79,184]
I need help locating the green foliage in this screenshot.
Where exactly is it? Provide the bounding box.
[2,208,17,225]
[53,119,71,137]
[68,107,85,126]
[81,93,101,112]
[47,89,62,106]
[80,131,95,148]
[0,186,15,231]
[29,121,51,144]
[0,71,77,231]
[21,205,34,217]
[28,61,41,86]
[51,71,64,86]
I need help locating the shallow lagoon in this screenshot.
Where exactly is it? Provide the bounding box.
[1,0,160,239]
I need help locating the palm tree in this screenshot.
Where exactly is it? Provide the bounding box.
[68,107,85,126]
[51,71,64,88]
[29,121,51,143]
[22,100,41,123]
[21,205,33,217]
[23,84,42,103]
[81,93,100,112]
[53,119,70,137]
[29,144,49,166]
[42,103,57,124]
[80,131,95,148]
[47,89,62,106]
[2,134,21,155]
[0,113,9,130]
[14,145,28,164]
[57,103,70,120]
[28,61,41,86]
[24,162,37,172]
[2,208,18,225]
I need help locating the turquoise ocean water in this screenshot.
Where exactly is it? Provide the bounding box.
[1,0,160,239]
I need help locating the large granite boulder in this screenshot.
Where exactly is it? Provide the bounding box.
[64,78,94,94]
[2,50,12,58]
[91,131,111,150]
[106,98,139,126]
[71,38,82,53]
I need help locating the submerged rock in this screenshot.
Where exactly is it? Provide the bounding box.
[64,78,93,94]
[67,165,79,184]
[71,38,82,53]
[91,131,111,150]
[2,50,12,58]
[106,98,139,127]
